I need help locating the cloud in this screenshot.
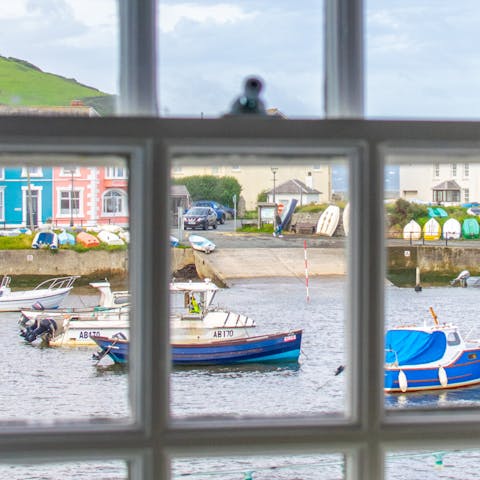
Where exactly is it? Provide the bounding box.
[159,3,256,33]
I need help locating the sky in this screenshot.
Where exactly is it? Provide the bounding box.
[1,0,480,120]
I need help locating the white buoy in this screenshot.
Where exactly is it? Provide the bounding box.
[398,370,408,392]
[438,366,448,387]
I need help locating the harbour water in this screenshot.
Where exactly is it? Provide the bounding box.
[1,277,480,478]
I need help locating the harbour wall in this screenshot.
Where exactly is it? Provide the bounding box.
[388,245,480,275]
[0,249,127,277]
[1,245,478,282]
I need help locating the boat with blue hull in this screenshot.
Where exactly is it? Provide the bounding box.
[92,330,302,366]
[385,308,480,393]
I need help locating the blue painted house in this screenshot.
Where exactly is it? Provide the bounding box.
[0,167,53,228]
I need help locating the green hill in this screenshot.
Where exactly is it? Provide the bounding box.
[0,56,115,115]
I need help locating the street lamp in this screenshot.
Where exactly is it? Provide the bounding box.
[271,167,278,204]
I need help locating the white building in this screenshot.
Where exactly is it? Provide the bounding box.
[171,157,332,211]
[398,156,480,205]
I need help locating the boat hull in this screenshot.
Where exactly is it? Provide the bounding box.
[92,330,302,366]
[385,348,480,393]
[0,287,72,311]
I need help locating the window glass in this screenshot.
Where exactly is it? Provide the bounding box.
[385,150,480,408]
[0,154,130,424]
[0,0,118,116]
[367,0,480,119]
[170,150,349,418]
[0,460,127,479]
[158,1,324,118]
[173,453,344,479]
[386,449,480,479]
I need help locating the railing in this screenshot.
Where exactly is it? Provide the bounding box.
[34,276,80,290]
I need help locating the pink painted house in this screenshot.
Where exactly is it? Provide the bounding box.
[52,166,128,227]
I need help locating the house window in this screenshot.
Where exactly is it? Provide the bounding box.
[451,163,457,177]
[105,166,128,179]
[102,189,128,215]
[464,163,470,177]
[464,188,470,203]
[434,163,440,177]
[60,167,80,176]
[20,167,43,177]
[59,190,80,215]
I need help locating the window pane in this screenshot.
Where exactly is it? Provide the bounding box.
[0,154,130,424]
[385,150,480,407]
[367,1,480,118]
[386,449,480,479]
[170,150,349,418]
[0,1,118,116]
[158,1,324,118]
[173,453,344,479]
[0,460,127,479]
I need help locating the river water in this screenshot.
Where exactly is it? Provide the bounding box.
[1,277,480,479]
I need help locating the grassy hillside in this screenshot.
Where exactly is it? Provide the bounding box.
[0,56,114,114]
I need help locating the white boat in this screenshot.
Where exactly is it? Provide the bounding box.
[423,217,441,241]
[316,205,340,236]
[0,275,78,312]
[342,203,350,236]
[19,280,131,347]
[21,279,255,347]
[98,230,125,246]
[402,219,421,241]
[19,280,130,322]
[188,234,216,253]
[169,279,256,342]
[442,218,461,240]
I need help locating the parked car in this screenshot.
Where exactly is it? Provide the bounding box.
[220,204,235,219]
[192,201,226,224]
[183,207,217,230]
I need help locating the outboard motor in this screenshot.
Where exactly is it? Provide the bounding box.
[20,318,58,344]
[451,270,470,287]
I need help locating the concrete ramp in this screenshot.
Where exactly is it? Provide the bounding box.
[194,248,346,285]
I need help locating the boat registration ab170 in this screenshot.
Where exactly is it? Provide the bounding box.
[79,330,101,339]
[212,329,234,339]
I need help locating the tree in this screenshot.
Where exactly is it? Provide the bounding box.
[174,175,241,206]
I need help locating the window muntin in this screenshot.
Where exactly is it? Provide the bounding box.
[59,189,81,216]
[105,166,128,179]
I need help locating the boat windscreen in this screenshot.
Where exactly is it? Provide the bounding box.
[385,330,447,366]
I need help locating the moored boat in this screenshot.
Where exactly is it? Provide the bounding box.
[385,307,480,393]
[32,230,58,249]
[92,329,302,366]
[0,275,78,311]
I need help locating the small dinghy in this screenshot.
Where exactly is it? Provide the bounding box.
[188,234,215,253]
[32,231,58,250]
[98,230,124,246]
[77,231,100,248]
[58,229,76,246]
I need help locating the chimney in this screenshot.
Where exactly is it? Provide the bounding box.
[306,171,313,189]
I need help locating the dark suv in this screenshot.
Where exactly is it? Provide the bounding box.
[183,207,217,230]
[192,201,226,224]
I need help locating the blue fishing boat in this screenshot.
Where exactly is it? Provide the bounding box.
[385,308,480,393]
[92,330,302,366]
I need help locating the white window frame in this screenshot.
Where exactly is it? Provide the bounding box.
[102,188,128,216]
[0,186,5,221]
[20,166,43,177]
[105,166,128,179]
[56,187,84,218]
[0,2,478,480]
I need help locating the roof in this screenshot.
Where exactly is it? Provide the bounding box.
[171,184,190,197]
[267,179,321,195]
[0,105,99,117]
[432,180,461,190]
